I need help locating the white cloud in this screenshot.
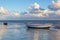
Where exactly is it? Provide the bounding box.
[0,7,21,20]
[23,3,56,18]
[52,0,60,9]
[14,12,20,17]
[25,3,46,17]
[55,10,60,15]
[0,7,9,15]
[0,7,10,20]
[20,2,60,20]
[1,1,60,20]
[28,3,40,10]
[33,3,40,9]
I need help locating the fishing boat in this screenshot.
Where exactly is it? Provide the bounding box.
[27,23,52,29]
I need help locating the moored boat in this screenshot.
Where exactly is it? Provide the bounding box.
[27,23,52,29]
[3,22,8,25]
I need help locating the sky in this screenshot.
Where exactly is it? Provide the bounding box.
[0,0,60,20]
[0,0,52,12]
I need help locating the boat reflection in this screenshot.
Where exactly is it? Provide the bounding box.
[28,29,50,40]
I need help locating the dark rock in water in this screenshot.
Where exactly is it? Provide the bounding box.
[3,23,8,25]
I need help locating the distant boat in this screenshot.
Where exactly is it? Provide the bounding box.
[27,23,52,29]
[3,22,8,25]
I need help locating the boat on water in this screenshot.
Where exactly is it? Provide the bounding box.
[27,23,52,29]
[3,22,8,25]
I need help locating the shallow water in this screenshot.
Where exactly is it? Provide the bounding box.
[0,23,60,40]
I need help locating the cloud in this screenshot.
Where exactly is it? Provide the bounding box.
[52,0,60,9]
[19,2,60,20]
[49,0,60,10]
[23,3,55,18]
[5,11,21,20]
[0,7,9,15]
[22,2,60,20]
[0,7,10,19]
[28,3,40,9]
[0,7,21,20]
[1,1,60,20]
[25,3,47,17]
[55,10,60,15]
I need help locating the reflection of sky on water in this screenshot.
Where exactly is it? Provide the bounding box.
[0,24,28,40]
[0,25,7,40]
[28,29,50,40]
[0,23,60,40]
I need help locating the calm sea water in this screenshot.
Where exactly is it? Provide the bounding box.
[0,20,60,40]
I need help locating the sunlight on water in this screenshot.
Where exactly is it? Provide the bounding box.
[14,29,20,33]
[34,31,39,40]
[0,25,7,40]
[54,29,60,40]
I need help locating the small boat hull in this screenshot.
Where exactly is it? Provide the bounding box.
[27,23,52,29]
[27,26,50,29]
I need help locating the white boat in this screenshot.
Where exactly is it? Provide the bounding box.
[27,23,52,29]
